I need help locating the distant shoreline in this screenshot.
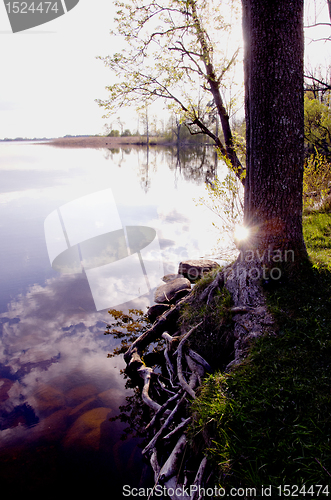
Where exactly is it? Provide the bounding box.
[46,136,172,148]
[0,135,212,149]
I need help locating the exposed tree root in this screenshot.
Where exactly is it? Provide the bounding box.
[158,433,187,483]
[124,297,185,362]
[191,456,208,500]
[122,258,275,499]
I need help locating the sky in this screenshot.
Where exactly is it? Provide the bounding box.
[0,0,119,139]
[0,0,330,140]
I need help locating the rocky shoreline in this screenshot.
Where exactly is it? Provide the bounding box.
[122,258,222,500]
[147,259,220,323]
[122,257,275,499]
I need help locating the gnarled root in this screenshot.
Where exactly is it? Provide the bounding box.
[158,433,187,483]
[124,296,187,362]
[122,258,276,498]
[124,311,210,498]
[119,255,280,500]
[127,348,162,412]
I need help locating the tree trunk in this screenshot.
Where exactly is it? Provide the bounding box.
[241,0,307,264]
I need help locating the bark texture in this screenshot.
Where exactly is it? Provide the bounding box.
[242,0,307,261]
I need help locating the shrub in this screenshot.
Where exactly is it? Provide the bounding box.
[303,150,331,211]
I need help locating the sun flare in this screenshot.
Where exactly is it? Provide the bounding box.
[234,225,250,242]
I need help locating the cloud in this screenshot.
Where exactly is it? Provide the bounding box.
[0,272,148,447]
[0,169,67,193]
[0,101,16,111]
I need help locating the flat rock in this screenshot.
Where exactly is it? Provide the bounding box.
[178,259,219,282]
[154,277,191,304]
[169,288,191,304]
[63,407,112,450]
[66,384,98,406]
[34,385,66,416]
[162,274,184,283]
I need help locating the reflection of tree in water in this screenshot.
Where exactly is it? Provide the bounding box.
[103,147,133,165]
[165,145,218,186]
[102,144,218,192]
[137,146,153,193]
[103,148,120,160]
[105,309,160,442]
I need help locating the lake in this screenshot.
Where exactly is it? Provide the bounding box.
[0,141,227,495]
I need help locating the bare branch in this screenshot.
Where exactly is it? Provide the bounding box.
[177,341,197,399]
[98,0,245,181]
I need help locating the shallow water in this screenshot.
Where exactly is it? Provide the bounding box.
[0,141,224,494]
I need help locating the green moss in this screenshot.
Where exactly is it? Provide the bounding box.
[104,308,151,357]
[179,270,234,370]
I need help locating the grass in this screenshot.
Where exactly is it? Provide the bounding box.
[188,210,331,494]
[303,208,331,269]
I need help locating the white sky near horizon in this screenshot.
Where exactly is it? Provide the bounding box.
[0,0,330,140]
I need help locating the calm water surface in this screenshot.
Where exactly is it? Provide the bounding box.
[0,142,224,494]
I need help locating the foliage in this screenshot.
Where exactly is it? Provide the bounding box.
[188,372,230,467]
[304,93,331,158]
[104,308,151,357]
[303,149,331,211]
[97,0,244,175]
[121,129,132,137]
[107,129,120,137]
[189,213,331,489]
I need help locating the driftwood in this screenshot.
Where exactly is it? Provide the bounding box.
[164,347,177,387]
[158,433,187,483]
[191,456,208,500]
[145,391,182,431]
[127,347,162,412]
[150,447,161,482]
[124,272,254,500]
[142,393,187,456]
[177,342,197,399]
[124,297,187,362]
[163,417,191,440]
[139,365,162,412]
[187,348,212,373]
[122,292,211,499]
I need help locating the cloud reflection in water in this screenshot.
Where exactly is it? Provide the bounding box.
[44,188,164,310]
[0,272,148,448]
